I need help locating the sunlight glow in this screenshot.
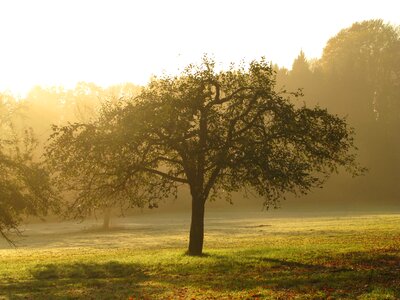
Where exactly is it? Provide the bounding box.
[0,0,398,96]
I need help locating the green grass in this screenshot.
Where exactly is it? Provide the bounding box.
[0,213,399,299]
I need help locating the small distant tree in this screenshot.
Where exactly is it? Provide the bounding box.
[46,57,363,255]
[44,101,157,229]
[0,96,55,244]
[44,84,143,229]
[291,50,311,77]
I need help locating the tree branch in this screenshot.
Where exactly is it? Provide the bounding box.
[140,166,188,183]
[206,86,253,107]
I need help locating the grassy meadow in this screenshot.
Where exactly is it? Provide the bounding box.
[0,211,399,299]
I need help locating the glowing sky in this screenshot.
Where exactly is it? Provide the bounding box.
[0,0,398,96]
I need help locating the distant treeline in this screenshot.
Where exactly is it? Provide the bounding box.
[273,19,399,209]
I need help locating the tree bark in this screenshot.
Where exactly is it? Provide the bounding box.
[102,207,111,230]
[188,195,205,256]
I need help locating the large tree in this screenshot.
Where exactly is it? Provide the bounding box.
[0,95,55,244]
[47,57,362,255]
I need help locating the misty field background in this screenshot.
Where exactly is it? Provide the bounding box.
[1,211,399,299]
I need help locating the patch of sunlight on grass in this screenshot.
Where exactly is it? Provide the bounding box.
[358,287,397,300]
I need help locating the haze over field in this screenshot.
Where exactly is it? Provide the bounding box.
[0,0,398,96]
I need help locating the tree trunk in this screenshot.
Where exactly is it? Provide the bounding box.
[102,207,111,230]
[188,195,205,256]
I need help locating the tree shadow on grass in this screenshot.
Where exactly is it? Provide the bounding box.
[1,261,148,299]
[156,248,400,299]
[30,261,142,280]
[1,249,399,299]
